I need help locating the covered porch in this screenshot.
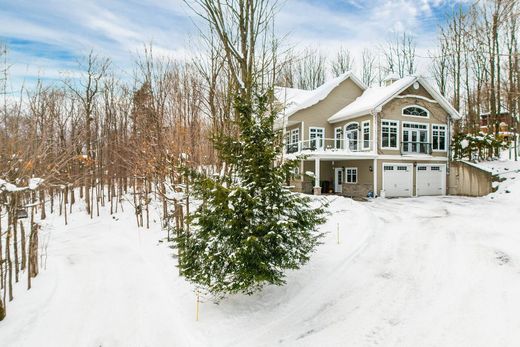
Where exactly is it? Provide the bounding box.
[292,153,378,197]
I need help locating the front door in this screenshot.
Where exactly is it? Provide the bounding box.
[335,168,343,193]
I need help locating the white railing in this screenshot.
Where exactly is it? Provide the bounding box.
[285,138,371,154]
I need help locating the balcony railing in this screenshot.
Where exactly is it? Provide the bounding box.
[285,138,371,154]
[400,142,432,155]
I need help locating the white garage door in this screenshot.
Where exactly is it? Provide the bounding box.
[383,164,413,197]
[416,164,446,196]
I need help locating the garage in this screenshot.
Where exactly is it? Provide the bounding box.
[416,164,446,196]
[382,163,413,197]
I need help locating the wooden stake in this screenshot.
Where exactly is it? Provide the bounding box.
[196,291,200,321]
[337,223,340,245]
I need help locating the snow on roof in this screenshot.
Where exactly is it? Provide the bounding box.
[280,71,366,118]
[480,107,510,117]
[328,75,462,123]
[328,76,416,123]
[274,86,312,109]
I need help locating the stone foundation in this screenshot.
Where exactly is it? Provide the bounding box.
[341,183,373,198]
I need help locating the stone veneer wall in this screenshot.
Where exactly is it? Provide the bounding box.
[341,183,373,198]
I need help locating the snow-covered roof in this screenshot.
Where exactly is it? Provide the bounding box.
[480,107,510,117]
[328,75,461,123]
[274,86,312,109]
[278,71,367,118]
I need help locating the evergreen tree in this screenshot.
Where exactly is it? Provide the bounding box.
[176,90,326,296]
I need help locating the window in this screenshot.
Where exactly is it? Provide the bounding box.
[334,127,343,149]
[345,123,359,151]
[345,168,358,184]
[384,165,394,171]
[397,166,408,171]
[309,127,324,149]
[362,121,370,150]
[432,125,447,151]
[402,122,429,153]
[403,106,429,117]
[381,120,398,149]
[290,128,300,144]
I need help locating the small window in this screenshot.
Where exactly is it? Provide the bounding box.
[362,121,370,150]
[417,167,427,171]
[403,106,429,117]
[431,166,441,171]
[397,166,408,171]
[290,128,300,144]
[384,166,394,171]
[345,168,358,184]
[334,127,343,149]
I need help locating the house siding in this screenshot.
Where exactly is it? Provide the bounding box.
[287,78,364,141]
[378,90,449,158]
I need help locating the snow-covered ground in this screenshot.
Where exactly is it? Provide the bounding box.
[1,157,520,347]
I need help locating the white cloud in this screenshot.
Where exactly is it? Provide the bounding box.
[0,0,466,89]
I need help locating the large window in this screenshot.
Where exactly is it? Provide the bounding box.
[432,125,447,151]
[362,121,370,150]
[402,122,429,153]
[381,120,398,149]
[309,127,324,149]
[403,106,429,118]
[345,168,358,184]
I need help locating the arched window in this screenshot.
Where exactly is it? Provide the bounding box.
[403,106,429,117]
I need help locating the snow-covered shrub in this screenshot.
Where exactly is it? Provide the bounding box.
[452,132,507,161]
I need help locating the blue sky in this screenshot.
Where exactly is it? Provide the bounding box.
[0,0,467,91]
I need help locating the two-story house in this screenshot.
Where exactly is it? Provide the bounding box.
[275,72,461,198]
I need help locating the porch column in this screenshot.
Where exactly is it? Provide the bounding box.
[373,158,378,197]
[313,157,322,195]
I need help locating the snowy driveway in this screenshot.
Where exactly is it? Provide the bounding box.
[1,191,520,347]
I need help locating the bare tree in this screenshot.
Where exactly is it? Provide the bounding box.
[361,48,377,86]
[295,48,326,90]
[382,32,416,77]
[330,47,354,77]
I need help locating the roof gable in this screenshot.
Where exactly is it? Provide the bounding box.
[278,71,367,118]
[328,76,461,123]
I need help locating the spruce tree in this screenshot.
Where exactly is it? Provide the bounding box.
[176,90,326,296]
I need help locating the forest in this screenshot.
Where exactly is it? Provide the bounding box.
[1,0,519,321]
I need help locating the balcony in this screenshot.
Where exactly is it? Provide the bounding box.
[400,142,432,155]
[285,138,371,154]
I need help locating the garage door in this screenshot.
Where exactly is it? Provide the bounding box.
[383,164,413,197]
[416,164,446,196]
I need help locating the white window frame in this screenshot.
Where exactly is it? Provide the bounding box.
[380,120,400,150]
[432,124,447,152]
[345,167,358,184]
[344,122,360,151]
[362,120,371,150]
[402,105,430,119]
[402,121,430,154]
[334,127,343,149]
[309,127,325,149]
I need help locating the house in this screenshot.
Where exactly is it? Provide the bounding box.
[274,72,462,198]
[479,108,516,141]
